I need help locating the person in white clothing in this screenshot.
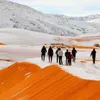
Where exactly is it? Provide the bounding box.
[57,48,63,65]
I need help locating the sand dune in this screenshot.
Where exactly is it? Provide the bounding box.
[69,45,99,49]
[0,62,41,94]
[0,63,100,99]
[0,42,5,45]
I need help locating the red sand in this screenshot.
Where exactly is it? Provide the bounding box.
[0,62,41,94]
[0,63,100,100]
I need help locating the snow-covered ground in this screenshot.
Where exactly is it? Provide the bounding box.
[0,44,100,80]
[0,28,74,45]
[24,47,100,80]
[26,57,100,80]
[0,28,100,80]
[0,28,100,47]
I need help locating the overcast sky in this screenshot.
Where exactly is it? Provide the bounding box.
[9,0,100,16]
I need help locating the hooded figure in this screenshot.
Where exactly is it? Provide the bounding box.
[91,49,96,64]
[57,48,63,65]
[48,46,54,63]
[65,49,69,65]
[67,52,73,66]
[41,46,47,61]
[55,48,60,63]
[72,47,77,62]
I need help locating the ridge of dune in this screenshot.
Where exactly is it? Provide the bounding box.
[0,42,5,45]
[0,62,41,94]
[69,45,99,49]
[0,64,100,99]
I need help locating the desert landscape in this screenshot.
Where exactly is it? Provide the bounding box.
[0,0,100,99]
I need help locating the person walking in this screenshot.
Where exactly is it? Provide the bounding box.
[55,48,60,63]
[90,48,96,64]
[67,52,73,66]
[65,49,69,65]
[72,47,77,62]
[58,48,63,65]
[48,46,54,63]
[41,46,47,61]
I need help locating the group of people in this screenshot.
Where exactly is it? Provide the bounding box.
[55,47,77,65]
[41,46,97,66]
[41,46,77,65]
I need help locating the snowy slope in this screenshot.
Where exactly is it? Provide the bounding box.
[0,28,74,45]
[0,28,100,47]
[0,0,100,36]
[88,19,100,23]
[64,14,100,21]
[0,28,56,45]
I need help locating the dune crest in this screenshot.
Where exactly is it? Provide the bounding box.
[0,42,5,45]
[0,62,41,94]
[0,63,100,99]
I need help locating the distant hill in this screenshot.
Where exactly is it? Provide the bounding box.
[0,0,100,36]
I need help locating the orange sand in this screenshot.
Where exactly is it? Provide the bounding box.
[0,63,100,99]
[0,62,41,94]
[0,42,5,45]
[73,36,100,42]
[68,45,99,49]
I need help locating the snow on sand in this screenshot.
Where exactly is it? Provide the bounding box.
[0,28,100,80]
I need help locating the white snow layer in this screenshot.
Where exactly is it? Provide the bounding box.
[0,0,100,36]
[0,28,100,80]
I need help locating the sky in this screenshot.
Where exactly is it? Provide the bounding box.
[9,0,100,16]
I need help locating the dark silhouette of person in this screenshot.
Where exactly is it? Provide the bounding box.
[72,47,77,62]
[91,48,96,64]
[58,48,63,65]
[67,52,73,66]
[65,49,69,65]
[55,48,60,63]
[41,46,47,61]
[48,46,54,63]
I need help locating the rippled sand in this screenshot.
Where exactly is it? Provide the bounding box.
[0,62,100,100]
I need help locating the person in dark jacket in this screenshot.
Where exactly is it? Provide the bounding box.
[65,49,69,65]
[67,52,73,66]
[48,46,54,63]
[72,47,77,62]
[55,48,60,63]
[41,46,47,61]
[91,48,96,64]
